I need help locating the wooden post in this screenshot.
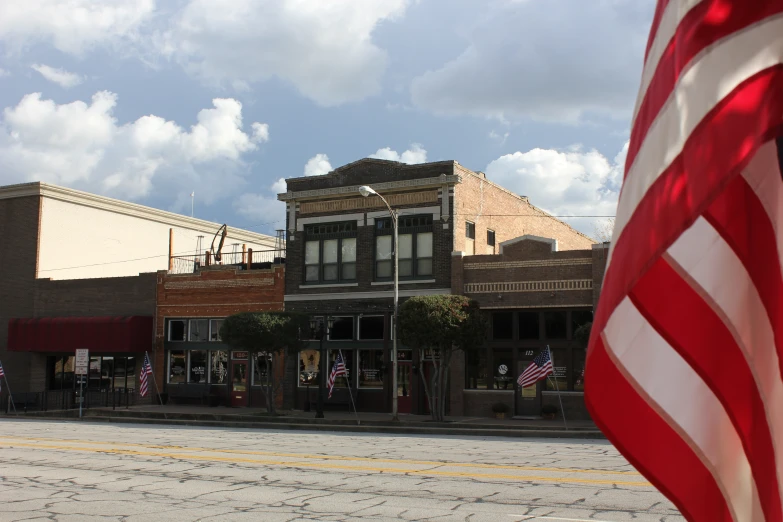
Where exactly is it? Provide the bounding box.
[247,248,253,270]
[205,251,212,266]
[242,244,247,264]
[168,228,174,271]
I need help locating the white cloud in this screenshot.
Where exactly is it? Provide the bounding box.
[234,192,284,223]
[157,0,409,106]
[31,64,84,88]
[0,0,154,55]
[271,178,287,194]
[370,143,427,164]
[484,142,628,236]
[0,68,9,77]
[489,130,509,145]
[304,153,333,176]
[411,0,652,123]
[0,91,269,205]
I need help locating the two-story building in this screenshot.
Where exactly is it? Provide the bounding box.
[277,158,595,414]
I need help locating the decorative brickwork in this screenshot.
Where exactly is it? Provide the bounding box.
[465,279,593,294]
[299,190,439,214]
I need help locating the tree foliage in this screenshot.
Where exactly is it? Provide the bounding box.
[399,295,488,421]
[574,321,592,349]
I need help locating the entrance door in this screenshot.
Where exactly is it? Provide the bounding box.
[230,356,248,408]
[514,359,542,417]
[397,362,412,414]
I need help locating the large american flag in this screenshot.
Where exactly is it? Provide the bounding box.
[327,352,348,399]
[517,349,553,388]
[585,2,783,521]
[139,353,152,398]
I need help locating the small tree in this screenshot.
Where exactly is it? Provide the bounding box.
[593,217,614,243]
[399,295,488,421]
[220,312,308,414]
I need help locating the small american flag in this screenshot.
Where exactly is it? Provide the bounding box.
[327,352,348,399]
[139,353,152,398]
[517,349,553,388]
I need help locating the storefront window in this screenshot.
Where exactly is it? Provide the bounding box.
[518,312,540,340]
[358,316,384,340]
[101,357,114,389]
[571,310,592,337]
[88,356,102,389]
[492,350,513,390]
[573,348,586,391]
[299,349,320,386]
[465,349,488,389]
[545,348,568,391]
[169,320,186,341]
[168,351,186,384]
[189,350,208,383]
[329,316,354,340]
[126,356,136,390]
[210,319,224,341]
[189,319,209,342]
[358,350,383,388]
[328,350,353,388]
[544,311,567,339]
[210,350,228,384]
[252,352,272,385]
[113,357,126,390]
[492,312,513,340]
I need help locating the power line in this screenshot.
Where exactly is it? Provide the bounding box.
[38,249,201,273]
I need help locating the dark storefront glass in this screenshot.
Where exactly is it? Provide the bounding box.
[545,348,568,391]
[465,349,487,389]
[253,352,272,385]
[210,350,228,384]
[492,312,513,340]
[358,350,383,388]
[88,356,102,389]
[544,311,568,339]
[518,312,540,340]
[113,357,126,390]
[299,349,320,386]
[358,316,384,340]
[492,350,513,390]
[101,357,114,389]
[573,348,586,391]
[330,317,354,340]
[189,350,208,383]
[169,320,186,341]
[189,319,209,342]
[126,356,136,390]
[572,310,593,336]
[168,350,186,384]
[50,356,76,390]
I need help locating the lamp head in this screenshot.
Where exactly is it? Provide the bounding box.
[358,185,377,198]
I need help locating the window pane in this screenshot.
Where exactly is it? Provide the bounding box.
[189,319,209,342]
[492,312,513,340]
[342,263,356,280]
[306,265,319,281]
[417,258,432,276]
[359,316,384,340]
[63,356,75,390]
[252,352,272,385]
[518,312,540,340]
[466,221,475,239]
[210,319,224,341]
[189,350,208,383]
[169,320,186,341]
[51,357,64,390]
[571,310,593,339]
[323,239,338,263]
[417,232,433,258]
[545,348,568,391]
[358,350,383,388]
[573,348,586,392]
[126,357,136,390]
[88,356,101,389]
[305,241,319,264]
[376,260,392,278]
[328,350,352,388]
[101,357,114,390]
[399,259,412,277]
[465,349,487,389]
[210,350,228,384]
[299,349,320,386]
[544,311,568,339]
[114,357,126,390]
[330,317,354,340]
[342,238,356,262]
[168,351,186,384]
[487,230,495,246]
[492,350,513,390]
[323,264,338,281]
[376,236,392,260]
[398,234,412,259]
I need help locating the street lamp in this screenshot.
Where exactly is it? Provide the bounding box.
[310,316,334,419]
[358,185,399,421]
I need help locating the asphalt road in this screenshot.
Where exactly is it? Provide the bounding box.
[0,419,683,522]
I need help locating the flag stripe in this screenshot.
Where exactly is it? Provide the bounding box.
[593,67,783,343]
[604,298,763,522]
[643,0,673,62]
[628,3,783,175]
[588,335,735,522]
[630,255,783,521]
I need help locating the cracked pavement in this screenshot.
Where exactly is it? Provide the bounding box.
[0,419,684,522]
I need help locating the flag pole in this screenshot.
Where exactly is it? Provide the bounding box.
[0,361,17,416]
[547,345,568,430]
[146,351,167,420]
[339,350,361,426]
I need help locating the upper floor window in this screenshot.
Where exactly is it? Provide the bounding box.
[466,221,476,255]
[375,215,433,279]
[304,221,357,283]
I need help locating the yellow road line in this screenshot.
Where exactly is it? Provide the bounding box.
[0,441,653,487]
[0,435,641,477]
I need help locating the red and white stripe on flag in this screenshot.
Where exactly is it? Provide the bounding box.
[585,2,783,521]
[139,353,152,398]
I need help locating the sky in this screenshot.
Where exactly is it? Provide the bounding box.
[0,0,654,242]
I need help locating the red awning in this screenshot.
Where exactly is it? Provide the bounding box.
[7,316,153,353]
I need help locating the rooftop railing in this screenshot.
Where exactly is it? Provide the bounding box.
[168,248,285,274]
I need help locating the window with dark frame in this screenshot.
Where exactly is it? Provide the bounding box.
[329,316,355,341]
[492,312,513,340]
[465,349,488,389]
[518,312,540,340]
[544,311,568,339]
[466,221,475,239]
[358,316,384,340]
[375,215,434,280]
[303,221,357,284]
[487,229,495,246]
[189,319,209,342]
[168,320,186,341]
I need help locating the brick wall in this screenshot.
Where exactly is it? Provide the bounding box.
[34,274,157,317]
[0,196,41,392]
[285,159,455,192]
[453,166,595,254]
[592,243,610,310]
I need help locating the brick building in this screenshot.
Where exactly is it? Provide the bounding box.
[277,158,595,414]
[1,181,277,396]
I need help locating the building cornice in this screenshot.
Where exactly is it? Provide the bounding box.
[277,174,463,202]
[0,182,276,246]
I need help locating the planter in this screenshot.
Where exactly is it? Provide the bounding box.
[495,412,506,420]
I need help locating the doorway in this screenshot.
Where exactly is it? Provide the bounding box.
[397,362,412,414]
[514,358,542,417]
[230,352,248,407]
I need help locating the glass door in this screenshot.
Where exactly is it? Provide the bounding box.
[230,351,249,407]
[397,362,412,414]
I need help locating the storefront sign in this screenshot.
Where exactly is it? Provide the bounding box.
[301,350,319,373]
[521,383,537,398]
[232,351,248,360]
[75,349,89,376]
[497,364,508,375]
[422,348,441,360]
[553,366,567,378]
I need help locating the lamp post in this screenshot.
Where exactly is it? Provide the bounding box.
[310,316,333,419]
[358,185,399,421]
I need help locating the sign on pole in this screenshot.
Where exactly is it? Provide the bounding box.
[75,349,89,376]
